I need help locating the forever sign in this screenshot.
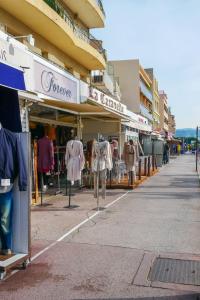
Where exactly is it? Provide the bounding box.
[34,60,78,103]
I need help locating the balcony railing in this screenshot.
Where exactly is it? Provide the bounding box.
[96,0,106,16]
[44,0,107,60]
[140,80,153,102]
[140,104,153,121]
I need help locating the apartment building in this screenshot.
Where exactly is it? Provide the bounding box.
[145,68,160,130]
[159,90,169,133]
[0,0,106,82]
[109,59,153,125]
[91,62,121,101]
[168,107,176,135]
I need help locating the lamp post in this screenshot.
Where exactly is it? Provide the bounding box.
[196,126,199,172]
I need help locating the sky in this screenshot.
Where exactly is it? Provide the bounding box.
[92,0,200,129]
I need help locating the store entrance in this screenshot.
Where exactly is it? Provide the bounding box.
[29,103,78,203]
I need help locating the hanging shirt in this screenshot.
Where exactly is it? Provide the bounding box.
[65,140,85,182]
[0,128,27,191]
[92,141,113,172]
[38,136,54,173]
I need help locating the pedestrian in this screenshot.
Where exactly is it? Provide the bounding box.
[177,144,181,155]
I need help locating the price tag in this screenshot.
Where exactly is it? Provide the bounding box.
[1,179,11,187]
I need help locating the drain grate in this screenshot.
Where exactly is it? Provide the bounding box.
[149,258,200,286]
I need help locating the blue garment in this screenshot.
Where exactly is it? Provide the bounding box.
[0,128,27,191]
[0,191,13,250]
[0,86,22,132]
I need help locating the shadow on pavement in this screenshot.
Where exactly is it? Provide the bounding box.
[74,294,200,300]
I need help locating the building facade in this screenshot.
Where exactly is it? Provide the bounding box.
[0,0,106,82]
[145,68,160,130]
[109,59,153,125]
[168,107,176,135]
[159,90,169,133]
[91,62,121,101]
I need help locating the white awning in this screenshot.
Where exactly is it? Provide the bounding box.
[18,91,43,102]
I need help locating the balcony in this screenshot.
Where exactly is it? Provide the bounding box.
[96,0,105,16]
[0,0,106,70]
[62,0,105,28]
[92,72,114,95]
[140,104,153,122]
[164,110,168,120]
[44,0,106,59]
[140,80,153,103]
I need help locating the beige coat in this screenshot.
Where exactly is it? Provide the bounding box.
[65,140,85,182]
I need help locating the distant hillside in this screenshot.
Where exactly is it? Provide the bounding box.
[175,128,196,138]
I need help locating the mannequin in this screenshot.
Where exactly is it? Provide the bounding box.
[124,140,139,185]
[37,132,54,190]
[65,138,85,185]
[92,139,112,200]
[0,123,27,255]
[110,140,120,183]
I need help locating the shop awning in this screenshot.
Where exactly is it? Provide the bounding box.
[122,120,152,132]
[18,91,43,102]
[39,98,121,118]
[0,61,26,91]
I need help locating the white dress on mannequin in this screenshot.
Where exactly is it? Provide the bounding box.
[65,140,85,184]
[92,140,113,199]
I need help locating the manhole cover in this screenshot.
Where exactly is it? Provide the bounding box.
[149,258,200,286]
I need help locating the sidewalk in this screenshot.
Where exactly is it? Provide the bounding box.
[31,188,129,255]
[1,154,200,300]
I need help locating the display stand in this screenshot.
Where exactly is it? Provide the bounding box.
[40,173,44,206]
[55,145,62,195]
[64,171,78,209]
[0,133,31,279]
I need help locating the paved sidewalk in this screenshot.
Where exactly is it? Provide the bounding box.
[1,154,200,300]
[69,154,200,254]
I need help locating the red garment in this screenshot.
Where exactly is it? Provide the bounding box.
[37,136,54,173]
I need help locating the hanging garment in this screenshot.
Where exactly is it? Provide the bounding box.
[0,86,22,132]
[0,128,27,191]
[134,141,140,161]
[110,140,120,181]
[123,142,137,172]
[86,140,94,169]
[48,127,56,141]
[92,141,113,172]
[38,136,54,173]
[65,140,85,182]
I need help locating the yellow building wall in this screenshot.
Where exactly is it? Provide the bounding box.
[0,8,91,80]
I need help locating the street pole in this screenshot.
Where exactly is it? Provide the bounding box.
[196,126,199,172]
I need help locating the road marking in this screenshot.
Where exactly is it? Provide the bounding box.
[4,191,130,280]
[31,191,129,261]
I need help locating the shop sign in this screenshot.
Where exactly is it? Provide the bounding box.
[89,87,127,115]
[34,61,78,103]
[137,115,148,125]
[0,36,33,90]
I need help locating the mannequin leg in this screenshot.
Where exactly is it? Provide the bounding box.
[133,166,136,183]
[93,172,97,199]
[101,169,107,199]
[130,171,133,185]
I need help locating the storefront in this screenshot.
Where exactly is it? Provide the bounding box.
[28,55,81,202]
[0,58,31,278]
[81,85,128,157]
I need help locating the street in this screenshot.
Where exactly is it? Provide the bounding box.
[0,154,200,299]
